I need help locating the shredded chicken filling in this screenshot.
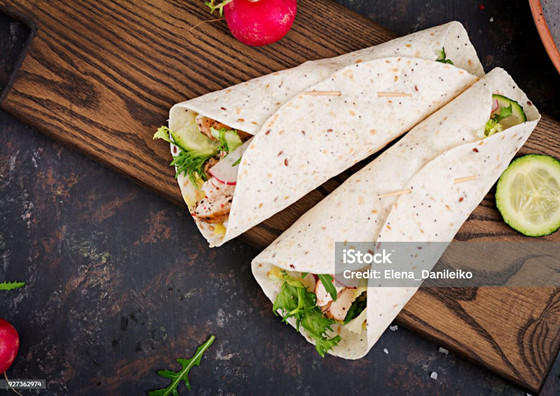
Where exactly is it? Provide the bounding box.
[189,116,251,225]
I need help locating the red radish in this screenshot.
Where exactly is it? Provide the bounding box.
[299,273,316,292]
[208,139,251,185]
[334,273,357,289]
[0,319,19,374]
[208,0,297,46]
[491,98,500,114]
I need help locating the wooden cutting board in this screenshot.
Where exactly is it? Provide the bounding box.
[1,0,559,392]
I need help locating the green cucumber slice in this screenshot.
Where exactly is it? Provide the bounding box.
[496,154,560,237]
[493,94,527,129]
[211,128,243,153]
[171,122,219,157]
[223,130,243,152]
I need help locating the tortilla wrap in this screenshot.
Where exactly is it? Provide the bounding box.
[251,68,540,359]
[169,22,483,246]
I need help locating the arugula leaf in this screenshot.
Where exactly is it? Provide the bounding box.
[153,127,215,186]
[317,274,337,301]
[0,281,25,291]
[301,272,308,279]
[436,47,454,65]
[485,103,513,137]
[272,271,341,357]
[149,335,215,396]
[344,294,367,324]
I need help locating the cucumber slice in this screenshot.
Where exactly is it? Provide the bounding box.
[224,130,243,152]
[493,94,526,129]
[496,154,560,237]
[211,128,243,153]
[171,122,219,157]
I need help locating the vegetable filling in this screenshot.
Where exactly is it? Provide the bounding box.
[269,267,367,357]
[484,94,526,137]
[154,114,252,231]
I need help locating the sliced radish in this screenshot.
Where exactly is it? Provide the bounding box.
[334,273,357,289]
[299,273,317,293]
[208,139,251,185]
[491,98,500,114]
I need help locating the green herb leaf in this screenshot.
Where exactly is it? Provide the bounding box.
[484,103,513,137]
[344,294,367,324]
[219,129,229,153]
[149,335,215,396]
[231,157,242,167]
[154,126,215,186]
[436,47,454,65]
[317,274,337,301]
[497,103,513,120]
[271,271,341,357]
[211,127,229,153]
[153,126,173,144]
[0,281,25,291]
[169,150,210,186]
[301,272,308,279]
[210,127,242,154]
[484,118,502,137]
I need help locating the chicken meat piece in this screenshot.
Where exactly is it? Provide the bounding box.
[196,117,231,140]
[325,288,359,321]
[193,178,235,224]
[196,116,252,141]
[315,278,357,321]
[314,278,346,307]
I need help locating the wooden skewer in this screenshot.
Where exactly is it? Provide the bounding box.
[377,176,477,200]
[378,189,412,198]
[454,176,477,184]
[376,92,412,98]
[303,90,342,96]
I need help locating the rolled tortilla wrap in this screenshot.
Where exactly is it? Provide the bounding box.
[168,23,483,247]
[174,21,483,136]
[252,68,540,359]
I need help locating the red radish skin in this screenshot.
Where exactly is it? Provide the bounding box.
[491,98,500,113]
[334,274,357,289]
[208,170,237,186]
[224,0,297,46]
[208,140,251,185]
[0,319,19,374]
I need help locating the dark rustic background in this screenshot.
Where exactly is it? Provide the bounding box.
[1,0,560,395]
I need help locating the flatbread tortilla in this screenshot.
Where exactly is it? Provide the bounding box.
[168,22,483,246]
[252,68,540,358]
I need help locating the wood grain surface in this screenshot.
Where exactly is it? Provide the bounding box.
[0,0,559,392]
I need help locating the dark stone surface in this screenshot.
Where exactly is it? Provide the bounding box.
[342,0,560,120]
[1,1,559,395]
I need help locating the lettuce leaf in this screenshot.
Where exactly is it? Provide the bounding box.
[272,270,341,357]
[436,47,454,65]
